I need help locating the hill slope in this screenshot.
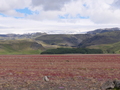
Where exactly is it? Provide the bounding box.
[79,31,120,47]
[0,40,44,55]
[35,34,92,47]
[87,41,120,54]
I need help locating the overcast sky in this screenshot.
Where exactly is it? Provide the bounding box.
[0,0,120,34]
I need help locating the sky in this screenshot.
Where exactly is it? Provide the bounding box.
[0,0,120,34]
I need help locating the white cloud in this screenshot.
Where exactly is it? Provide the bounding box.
[0,0,31,17]
[29,0,120,24]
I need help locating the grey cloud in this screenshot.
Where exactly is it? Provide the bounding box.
[32,0,71,11]
[112,0,120,8]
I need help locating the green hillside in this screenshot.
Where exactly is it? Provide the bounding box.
[0,40,44,55]
[87,41,120,54]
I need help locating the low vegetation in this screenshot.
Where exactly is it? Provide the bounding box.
[0,54,120,89]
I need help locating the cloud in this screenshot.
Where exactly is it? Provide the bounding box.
[0,0,31,17]
[0,15,95,34]
[1,0,120,34]
[73,0,120,24]
[31,0,72,11]
[112,0,120,8]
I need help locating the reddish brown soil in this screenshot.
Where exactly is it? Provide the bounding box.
[0,54,120,90]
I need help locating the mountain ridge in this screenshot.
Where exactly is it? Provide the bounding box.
[87,27,120,35]
[79,30,120,47]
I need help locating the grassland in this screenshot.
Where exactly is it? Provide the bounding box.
[0,40,43,55]
[87,41,120,54]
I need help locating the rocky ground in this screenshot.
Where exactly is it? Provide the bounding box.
[0,75,108,90]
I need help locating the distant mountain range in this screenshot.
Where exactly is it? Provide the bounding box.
[0,32,47,40]
[87,27,120,35]
[0,27,120,54]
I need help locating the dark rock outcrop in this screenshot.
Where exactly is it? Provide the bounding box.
[101,80,120,90]
[30,42,44,50]
[101,80,115,90]
[113,80,120,89]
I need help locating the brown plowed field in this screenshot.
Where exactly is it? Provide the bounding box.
[0,54,120,90]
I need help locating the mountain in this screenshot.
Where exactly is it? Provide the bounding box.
[0,32,92,54]
[87,27,120,35]
[79,30,120,47]
[35,34,92,47]
[0,27,120,54]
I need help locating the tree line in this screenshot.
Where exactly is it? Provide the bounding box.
[41,48,103,54]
